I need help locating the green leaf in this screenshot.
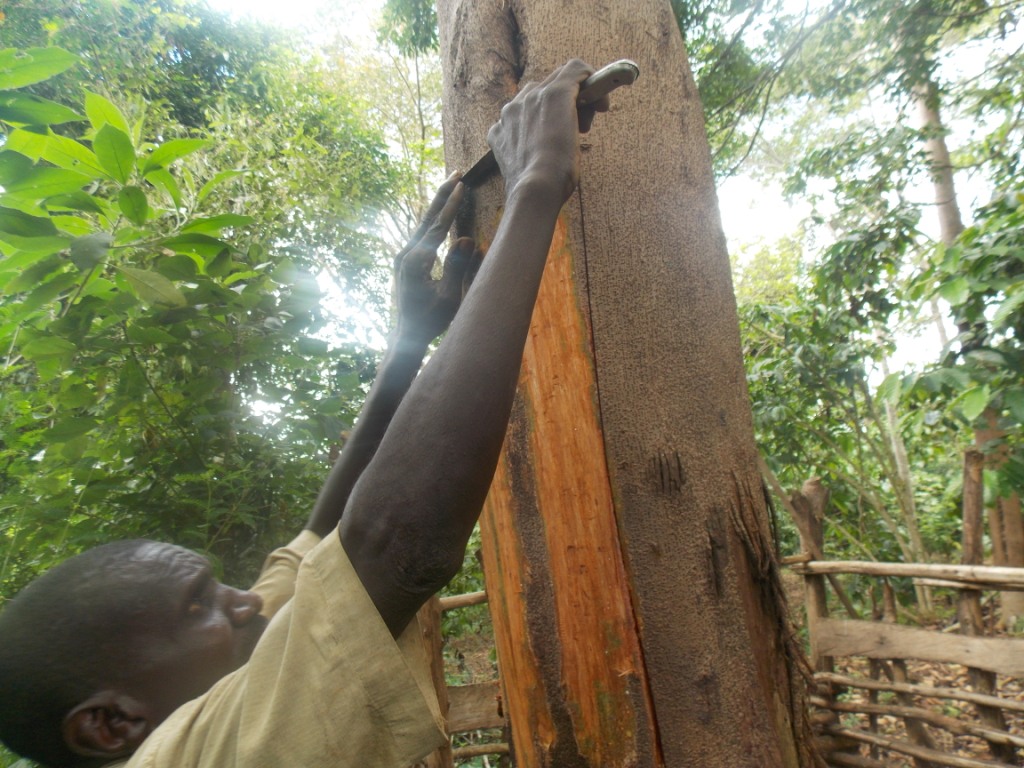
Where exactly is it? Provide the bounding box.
[964,349,1008,369]
[182,214,253,235]
[59,383,96,409]
[19,335,77,360]
[117,186,149,226]
[60,435,89,462]
[51,214,91,237]
[0,48,79,90]
[875,372,902,404]
[4,128,49,161]
[141,138,209,174]
[41,131,106,178]
[145,168,183,210]
[197,169,246,205]
[112,226,149,246]
[80,276,116,299]
[0,248,55,278]
[20,270,77,313]
[1,166,92,199]
[44,191,108,215]
[1005,389,1024,424]
[2,253,65,292]
[83,90,130,134]
[224,270,260,286]
[69,233,111,271]
[44,416,98,443]
[120,266,187,307]
[0,233,70,258]
[942,244,963,272]
[125,324,178,345]
[961,386,990,422]
[93,124,135,184]
[155,254,199,280]
[206,249,232,277]
[0,206,58,237]
[994,288,1024,328]
[296,337,329,356]
[161,233,231,259]
[0,150,33,185]
[920,366,971,393]
[0,91,82,125]
[938,276,969,306]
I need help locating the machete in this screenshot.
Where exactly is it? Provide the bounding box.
[460,59,639,189]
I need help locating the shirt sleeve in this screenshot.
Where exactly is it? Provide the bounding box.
[125,533,447,768]
[249,529,323,618]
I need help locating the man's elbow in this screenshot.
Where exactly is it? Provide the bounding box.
[392,543,466,599]
[340,514,468,630]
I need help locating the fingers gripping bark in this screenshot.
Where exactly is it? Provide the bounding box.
[394,177,481,344]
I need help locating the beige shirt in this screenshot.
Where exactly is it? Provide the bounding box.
[109,531,446,767]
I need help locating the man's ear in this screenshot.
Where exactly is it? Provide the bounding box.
[62,691,153,758]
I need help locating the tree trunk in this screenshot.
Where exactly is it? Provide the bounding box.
[917,78,1024,624]
[959,450,1015,763]
[913,81,964,244]
[974,415,1024,623]
[436,2,816,765]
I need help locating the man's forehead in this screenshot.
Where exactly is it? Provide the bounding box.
[128,542,210,579]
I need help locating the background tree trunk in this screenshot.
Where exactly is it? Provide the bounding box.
[915,79,1024,624]
[974,416,1024,624]
[436,2,816,765]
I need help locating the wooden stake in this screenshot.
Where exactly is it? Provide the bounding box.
[882,581,936,766]
[960,449,1016,764]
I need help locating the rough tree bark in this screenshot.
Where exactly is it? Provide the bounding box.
[436,2,815,765]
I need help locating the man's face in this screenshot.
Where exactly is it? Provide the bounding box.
[114,542,268,721]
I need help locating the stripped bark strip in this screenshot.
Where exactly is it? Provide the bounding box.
[827,727,1013,768]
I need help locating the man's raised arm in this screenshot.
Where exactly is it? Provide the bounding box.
[304,177,479,538]
[338,60,609,636]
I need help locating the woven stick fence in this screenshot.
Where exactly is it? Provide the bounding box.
[784,450,1023,767]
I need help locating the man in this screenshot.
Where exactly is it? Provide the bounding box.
[0,59,609,767]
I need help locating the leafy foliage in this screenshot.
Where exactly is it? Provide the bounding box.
[378,0,439,55]
[713,0,1024,586]
[0,3,401,610]
[914,193,1024,495]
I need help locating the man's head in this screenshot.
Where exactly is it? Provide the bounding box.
[0,540,266,767]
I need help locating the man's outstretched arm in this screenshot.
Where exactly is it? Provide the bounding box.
[338,60,608,636]
[304,177,479,538]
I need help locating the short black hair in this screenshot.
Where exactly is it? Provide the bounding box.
[0,540,158,767]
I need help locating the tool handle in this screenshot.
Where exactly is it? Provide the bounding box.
[461,59,639,188]
[576,59,639,107]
